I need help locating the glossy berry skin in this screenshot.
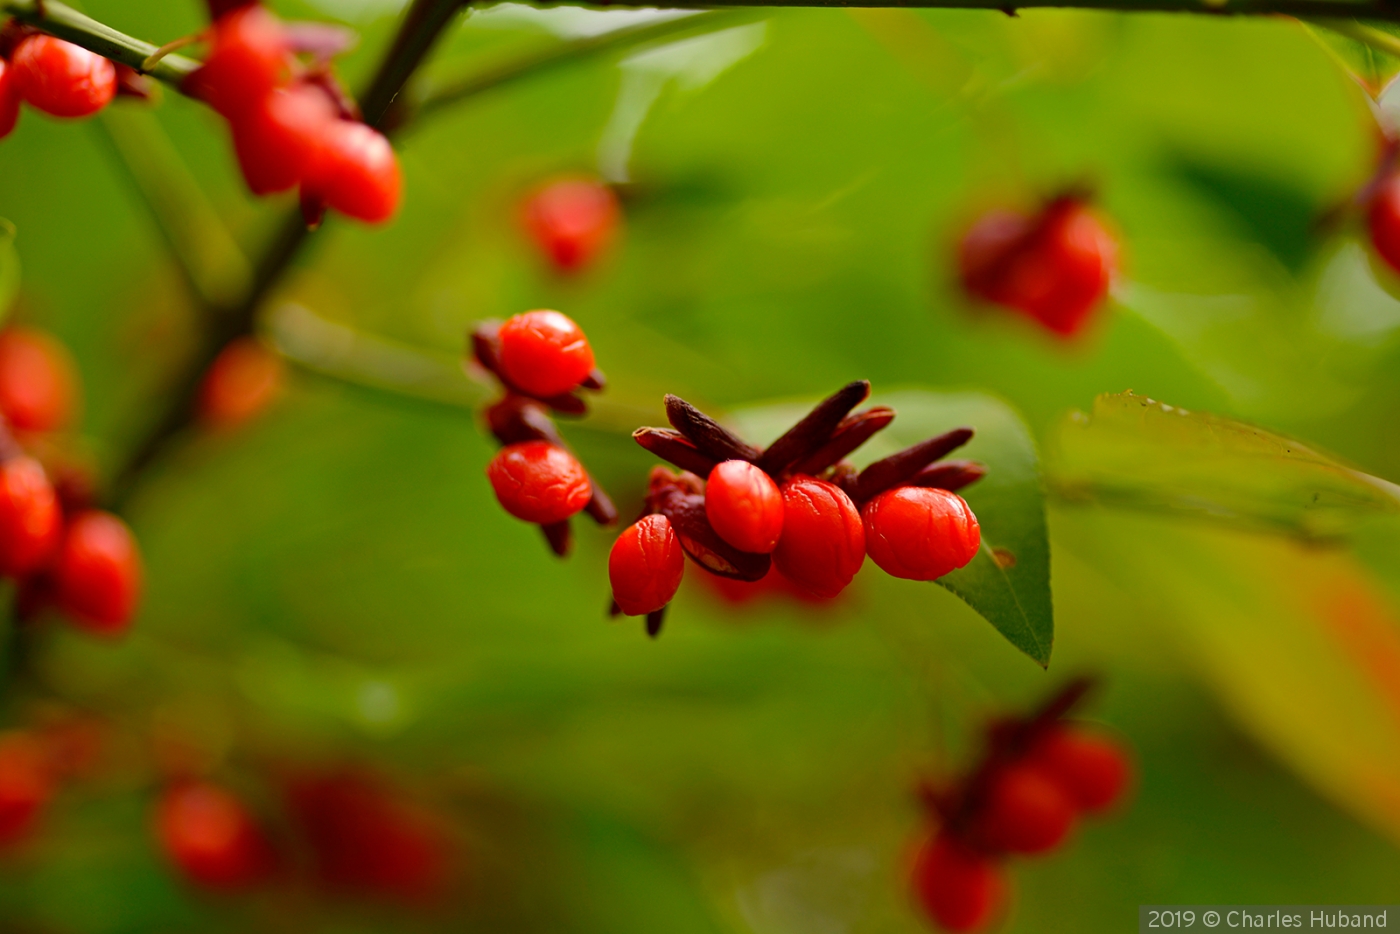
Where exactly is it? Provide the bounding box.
[11,35,116,118]
[302,120,402,224]
[910,832,1004,933]
[495,310,596,399]
[706,460,783,554]
[0,456,60,577]
[862,486,980,581]
[522,179,620,273]
[487,441,591,525]
[53,510,143,634]
[1030,728,1132,814]
[772,476,865,599]
[609,514,685,616]
[0,732,51,846]
[187,4,289,119]
[231,85,336,196]
[975,763,1075,855]
[156,782,274,889]
[198,337,285,426]
[0,59,20,140]
[1369,175,1400,276]
[0,328,79,433]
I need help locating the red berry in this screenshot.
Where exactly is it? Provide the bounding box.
[609,514,685,616]
[0,732,51,846]
[910,832,1004,932]
[198,337,285,427]
[772,475,865,599]
[705,460,783,554]
[495,310,596,399]
[156,782,274,889]
[0,327,79,433]
[1370,174,1400,275]
[186,4,290,119]
[301,119,402,224]
[862,486,980,581]
[1030,727,1132,814]
[486,441,591,525]
[53,510,143,634]
[230,84,336,196]
[0,59,20,140]
[0,456,60,577]
[975,763,1075,855]
[11,35,116,118]
[958,209,1030,307]
[522,178,620,273]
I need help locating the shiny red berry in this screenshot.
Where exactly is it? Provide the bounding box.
[975,763,1075,855]
[11,35,116,118]
[0,327,79,433]
[1369,174,1400,276]
[910,832,1004,933]
[230,84,336,196]
[0,59,20,139]
[772,475,865,599]
[862,486,980,581]
[522,178,620,273]
[1030,727,1132,814]
[705,460,783,554]
[198,337,285,427]
[486,441,591,525]
[302,119,402,224]
[187,4,290,119]
[609,514,685,616]
[0,456,60,577]
[156,782,275,889]
[0,732,51,846]
[495,310,596,399]
[53,510,143,634]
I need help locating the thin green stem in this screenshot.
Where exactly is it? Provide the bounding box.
[1,0,200,89]
[1313,16,1400,56]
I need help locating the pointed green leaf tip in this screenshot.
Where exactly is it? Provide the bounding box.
[732,389,1053,667]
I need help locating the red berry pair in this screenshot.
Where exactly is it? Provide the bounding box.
[522,177,621,274]
[187,4,401,223]
[959,195,1118,338]
[910,680,1133,932]
[156,781,276,890]
[0,24,117,141]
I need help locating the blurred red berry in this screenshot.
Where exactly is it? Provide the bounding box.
[1369,174,1400,276]
[53,510,142,634]
[495,310,596,399]
[974,763,1075,855]
[1030,727,1133,814]
[301,119,402,224]
[609,514,684,616]
[0,59,20,139]
[522,178,620,273]
[0,327,79,433]
[11,35,115,118]
[910,832,1004,932]
[198,337,285,427]
[772,475,865,599]
[705,460,783,554]
[486,441,591,525]
[186,4,290,119]
[862,486,980,581]
[0,732,51,847]
[0,456,59,577]
[156,782,275,889]
[230,85,336,196]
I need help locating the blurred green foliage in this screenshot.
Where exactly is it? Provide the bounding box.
[1,0,1400,931]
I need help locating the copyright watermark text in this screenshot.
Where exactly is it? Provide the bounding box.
[1140,906,1398,932]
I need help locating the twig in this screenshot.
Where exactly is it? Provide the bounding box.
[1,0,200,88]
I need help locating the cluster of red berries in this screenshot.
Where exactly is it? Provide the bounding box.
[0,328,142,634]
[474,310,617,555]
[958,193,1118,339]
[0,20,117,140]
[521,177,621,274]
[910,679,1133,932]
[614,381,986,636]
[155,769,451,902]
[185,3,401,225]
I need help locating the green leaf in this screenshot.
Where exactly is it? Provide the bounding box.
[732,388,1053,666]
[1052,391,1400,539]
[0,218,18,323]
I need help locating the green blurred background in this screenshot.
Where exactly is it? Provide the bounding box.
[2,0,1400,930]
